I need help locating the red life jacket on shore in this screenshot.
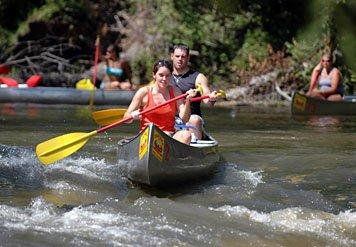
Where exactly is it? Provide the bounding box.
[26,75,42,87]
[0,77,18,87]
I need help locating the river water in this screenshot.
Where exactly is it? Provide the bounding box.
[0,103,355,246]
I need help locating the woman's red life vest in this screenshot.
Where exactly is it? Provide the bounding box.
[140,86,177,132]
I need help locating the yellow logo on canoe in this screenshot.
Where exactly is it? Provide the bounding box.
[152,130,165,162]
[139,128,149,160]
[293,94,306,111]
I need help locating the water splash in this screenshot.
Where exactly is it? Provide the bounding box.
[211,205,356,246]
[0,197,188,246]
[0,145,44,188]
[44,156,120,182]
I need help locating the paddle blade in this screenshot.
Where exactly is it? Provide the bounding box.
[217,90,227,100]
[196,84,203,94]
[92,108,127,126]
[36,131,96,165]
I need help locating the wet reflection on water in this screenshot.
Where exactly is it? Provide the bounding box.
[293,115,342,129]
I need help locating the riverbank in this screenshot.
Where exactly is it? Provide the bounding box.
[213,79,294,109]
[215,98,290,108]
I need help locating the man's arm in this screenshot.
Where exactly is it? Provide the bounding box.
[172,85,190,123]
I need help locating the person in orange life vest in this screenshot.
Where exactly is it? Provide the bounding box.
[306,53,344,101]
[170,43,218,140]
[124,60,197,144]
[101,44,133,90]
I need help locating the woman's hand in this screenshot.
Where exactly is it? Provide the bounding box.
[124,110,140,124]
[131,110,141,120]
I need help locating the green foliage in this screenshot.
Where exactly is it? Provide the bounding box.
[334,1,356,74]
[14,1,62,42]
[0,27,10,47]
[125,0,308,86]
[126,0,258,84]
[233,28,269,70]
[0,0,92,45]
[0,0,45,30]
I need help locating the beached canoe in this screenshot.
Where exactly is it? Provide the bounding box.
[0,87,135,105]
[117,123,220,187]
[291,91,356,115]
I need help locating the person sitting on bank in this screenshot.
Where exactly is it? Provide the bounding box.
[124,59,197,144]
[101,44,133,90]
[306,53,344,101]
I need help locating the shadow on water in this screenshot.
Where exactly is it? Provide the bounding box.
[292,115,356,131]
[293,115,342,128]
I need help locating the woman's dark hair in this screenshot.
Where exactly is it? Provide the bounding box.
[105,44,121,56]
[152,59,173,74]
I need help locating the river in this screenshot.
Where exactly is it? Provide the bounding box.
[0,103,355,246]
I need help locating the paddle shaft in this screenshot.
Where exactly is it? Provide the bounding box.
[97,92,189,133]
[92,37,100,87]
[92,94,217,126]
[89,37,100,109]
[191,91,225,102]
[190,94,211,102]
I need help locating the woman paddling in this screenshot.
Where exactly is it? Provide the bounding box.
[306,53,344,101]
[124,59,197,144]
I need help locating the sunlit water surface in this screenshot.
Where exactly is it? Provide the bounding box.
[0,103,355,246]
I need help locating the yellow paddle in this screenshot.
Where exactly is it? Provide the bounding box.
[36,90,196,165]
[91,108,127,126]
[36,131,98,165]
[91,90,227,126]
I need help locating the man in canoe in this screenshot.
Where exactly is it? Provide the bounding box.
[124,59,197,144]
[170,43,218,140]
[306,53,344,101]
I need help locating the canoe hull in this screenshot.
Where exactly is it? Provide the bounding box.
[291,92,356,115]
[0,87,135,105]
[117,124,220,187]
